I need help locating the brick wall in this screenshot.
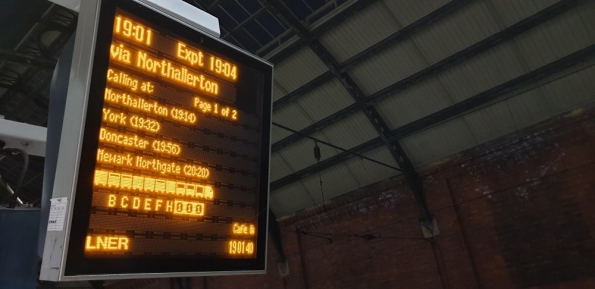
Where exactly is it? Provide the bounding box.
[108,106,595,289]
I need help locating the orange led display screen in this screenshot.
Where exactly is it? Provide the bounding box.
[64,0,272,277]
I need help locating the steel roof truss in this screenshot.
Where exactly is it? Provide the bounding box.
[271,43,595,193]
[271,0,583,153]
[272,0,474,111]
[265,0,432,221]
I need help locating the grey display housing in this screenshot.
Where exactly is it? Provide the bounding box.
[39,0,272,281]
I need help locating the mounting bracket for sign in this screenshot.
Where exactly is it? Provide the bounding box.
[0,119,47,157]
[49,0,220,37]
[134,0,220,38]
[48,0,81,12]
[40,0,272,281]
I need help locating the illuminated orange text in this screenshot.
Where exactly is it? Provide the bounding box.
[107,69,138,91]
[229,240,254,255]
[114,15,153,46]
[108,194,165,211]
[99,127,149,149]
[106,194,205,217]
[97,149,211,178]
[94,169,214,199]
[135,155,181,174]
[104,88,168,116]
[170,107,197,124]
[182,164,209,178]
[85,235,129,251]
[232,223,255,235]
[110,43,131,64]
[102,108,127,125]
[193,97,238,121]
[151,139,182,156]
[135,50,219,95]
[173,200,205,216]
[97,149,132,166]
[209,55,237,81]
[177,42,204,67]
[129,115,161,132]
[104,88,198,124]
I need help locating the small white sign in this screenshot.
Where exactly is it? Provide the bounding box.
[47,197,68,231]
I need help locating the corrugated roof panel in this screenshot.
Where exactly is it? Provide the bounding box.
[311,111,379,150]
[306,0,355,26]
[383,0,450,27]
[375,77,453,129]
[273,102,315,132]
[438,42,525,103]
[273,81,289,102]
[300,163,360,202]
[461,100,517,145]
[488,0,560,28]
[511,30,556,74]
[274,111,378,174]
[348,38,427,95]
[397,59,595,169]
[269,181,314,216]
[513,3,595,71]
[343,146,400,187]
[578,2,595,44]
[294,79,355,123]
[541,62,595,115]
[501,57,595,130]
[271,125,292,143]
[270,153,294,182]
[277,135,340,173]
[505,88,552,129]
[426,57,595,157]
[544,6,595,57]
[274,47,329,93]
[318,1,400,62]
[412,0,500,64]
[432,60,595,155]
[400,118,476,167]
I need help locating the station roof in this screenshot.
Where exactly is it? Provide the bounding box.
[1,0,594,217]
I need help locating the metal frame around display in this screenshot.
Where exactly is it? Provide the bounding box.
[39,0,272,281]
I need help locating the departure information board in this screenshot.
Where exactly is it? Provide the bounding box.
[53,0,272,278]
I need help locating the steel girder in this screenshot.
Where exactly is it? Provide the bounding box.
[264,0,432,220]
[271,43,595,191]
[271,0,583,153]
[221,7,267,40]
[272,0,473,110]
[266,0,381,63]
[0,49,57,70]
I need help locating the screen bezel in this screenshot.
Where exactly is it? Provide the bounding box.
[64,0,272,277]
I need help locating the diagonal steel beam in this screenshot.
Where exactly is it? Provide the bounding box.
[390,44,595,139]
[273,122,401,171]
[273,0,473,110]
[222,6,267,40]
[273,71,333,110]
[1,7,77,116]
[190,0,250,51]
[0,49,57,70]
[272,103,359,151]
[271,137,384,191]
[271,0,583,153]
[265,0,431,220]
[271,43,595,191]
[266,0,380,63]
[207,0,226,11]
